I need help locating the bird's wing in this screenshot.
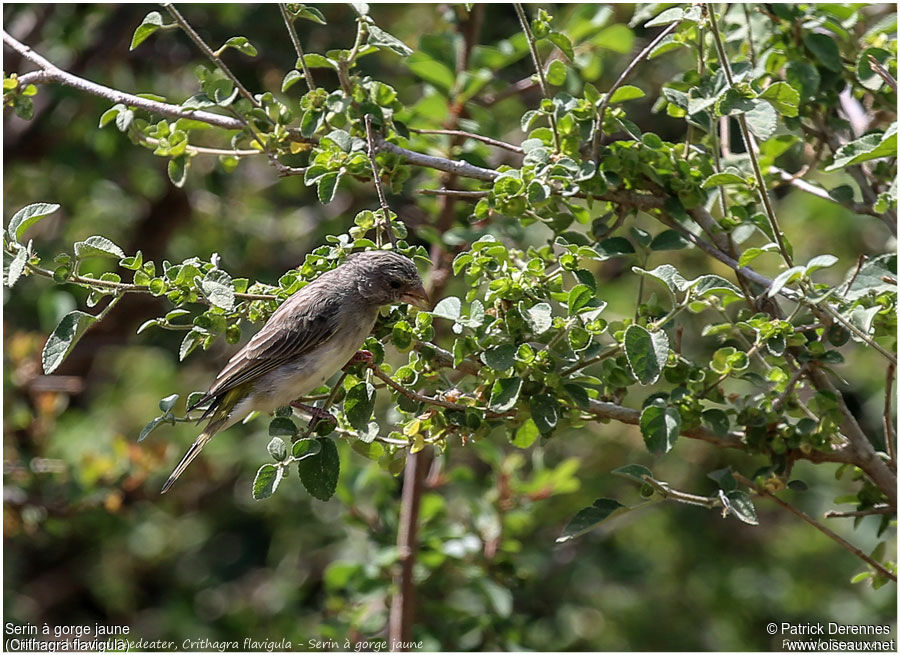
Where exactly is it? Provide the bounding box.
[194,283,344,407]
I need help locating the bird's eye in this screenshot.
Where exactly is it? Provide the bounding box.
[389,279,403,289]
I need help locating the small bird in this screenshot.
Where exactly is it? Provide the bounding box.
[160,250,429,493]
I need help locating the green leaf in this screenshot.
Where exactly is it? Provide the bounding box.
[557,498,625,543]
[592,237,635,259]
[267,437,287,461]
[632,264,687,295]
[269,416,298,438]
[611,464,653,483]
[406,52,456,92]
[252,464,283,500]
[432,296,462,321]
[282,69,303,92]
[759,82,799,118]
[489,377,522,412]
[317,171,341,204]
[547,32,575,61]
[645,7,683,27]
[42,310,98,374]
[297,437,340,501]
[293,5,327,24]
[608,85,645,103]
[624,325,669,385]
[785,61,820,101]
[803,32,842,72]
[138,415,170,442]
[158,393,179,413]
[6,247,27,288]
[649,230,689,251]
[220,36,257,57]
[639,403,680,454]
[546,59,567,86]
[767,265,805,297]
[857,47,892,91]
[720,489,759,525]
[530,394,559,435]
[707,467,737,491]
[702,172,745,188]
[367,24,413,56]
[130,11,165,51]
[344,381,376,431]
[74,235,125,259]
[826,125,897,171]
[168,155,189,187]
[201,268,235,310]
[701,409,730,435]
[744,100,777,140]
[301,53,338,69]
[567,284,594,314]
[843,254,896,300]
[522,302,553,335]
[511,418,540,448]
[482,344,516,372]
[7,202,60,242]
[806,254,838,274]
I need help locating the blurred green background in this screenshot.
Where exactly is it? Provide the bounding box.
[3,4,895,651]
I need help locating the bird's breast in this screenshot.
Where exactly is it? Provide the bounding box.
[251,311,377,412]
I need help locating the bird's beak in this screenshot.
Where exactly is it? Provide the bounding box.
[401,284,431,310]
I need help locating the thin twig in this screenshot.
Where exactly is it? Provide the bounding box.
[825,505,894,519]
[642,476,722,509]
[374,136,498,181]
[733,472,897,582]
[139,134,261,157]
[806,367,897,508]
[513,3,560,152]
[591,21,678,163]
[885,363,896,468]
[706,3,793,267]
[772,167,878,217]
[3,31,244,130]
[419,188,489,198]
[410,128,523,154]
[279,3,316,91]
[164,4,262,110]
[8,251,276,301]
[364,115,397,246]
[742,4,757,67]
[867,54,897,92]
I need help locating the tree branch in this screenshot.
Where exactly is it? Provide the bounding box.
[513,3,560,152]
[365,115,397,247]
[389,447,429,651]
[733,472,896,582]
[163,3,261,110]
[591,21,678,163]
[2,30,245,131]
[279,3,316,92]
[410,128,523,154]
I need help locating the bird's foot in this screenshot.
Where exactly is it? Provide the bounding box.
[343,349,375,369]
[289,402,335,430]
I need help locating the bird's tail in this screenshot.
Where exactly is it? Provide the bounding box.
[161,429,216,494]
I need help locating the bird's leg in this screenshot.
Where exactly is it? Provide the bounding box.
[289,401,335,431]
[344,349,375,369]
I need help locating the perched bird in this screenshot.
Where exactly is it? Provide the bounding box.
[160,250,429,493]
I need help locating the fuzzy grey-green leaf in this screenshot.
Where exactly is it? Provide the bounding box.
[42,310,98,374]
[297,437,340,501]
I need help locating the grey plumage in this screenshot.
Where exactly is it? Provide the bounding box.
[160,250,428,493]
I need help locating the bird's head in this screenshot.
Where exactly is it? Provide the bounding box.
[349,250,431,310]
